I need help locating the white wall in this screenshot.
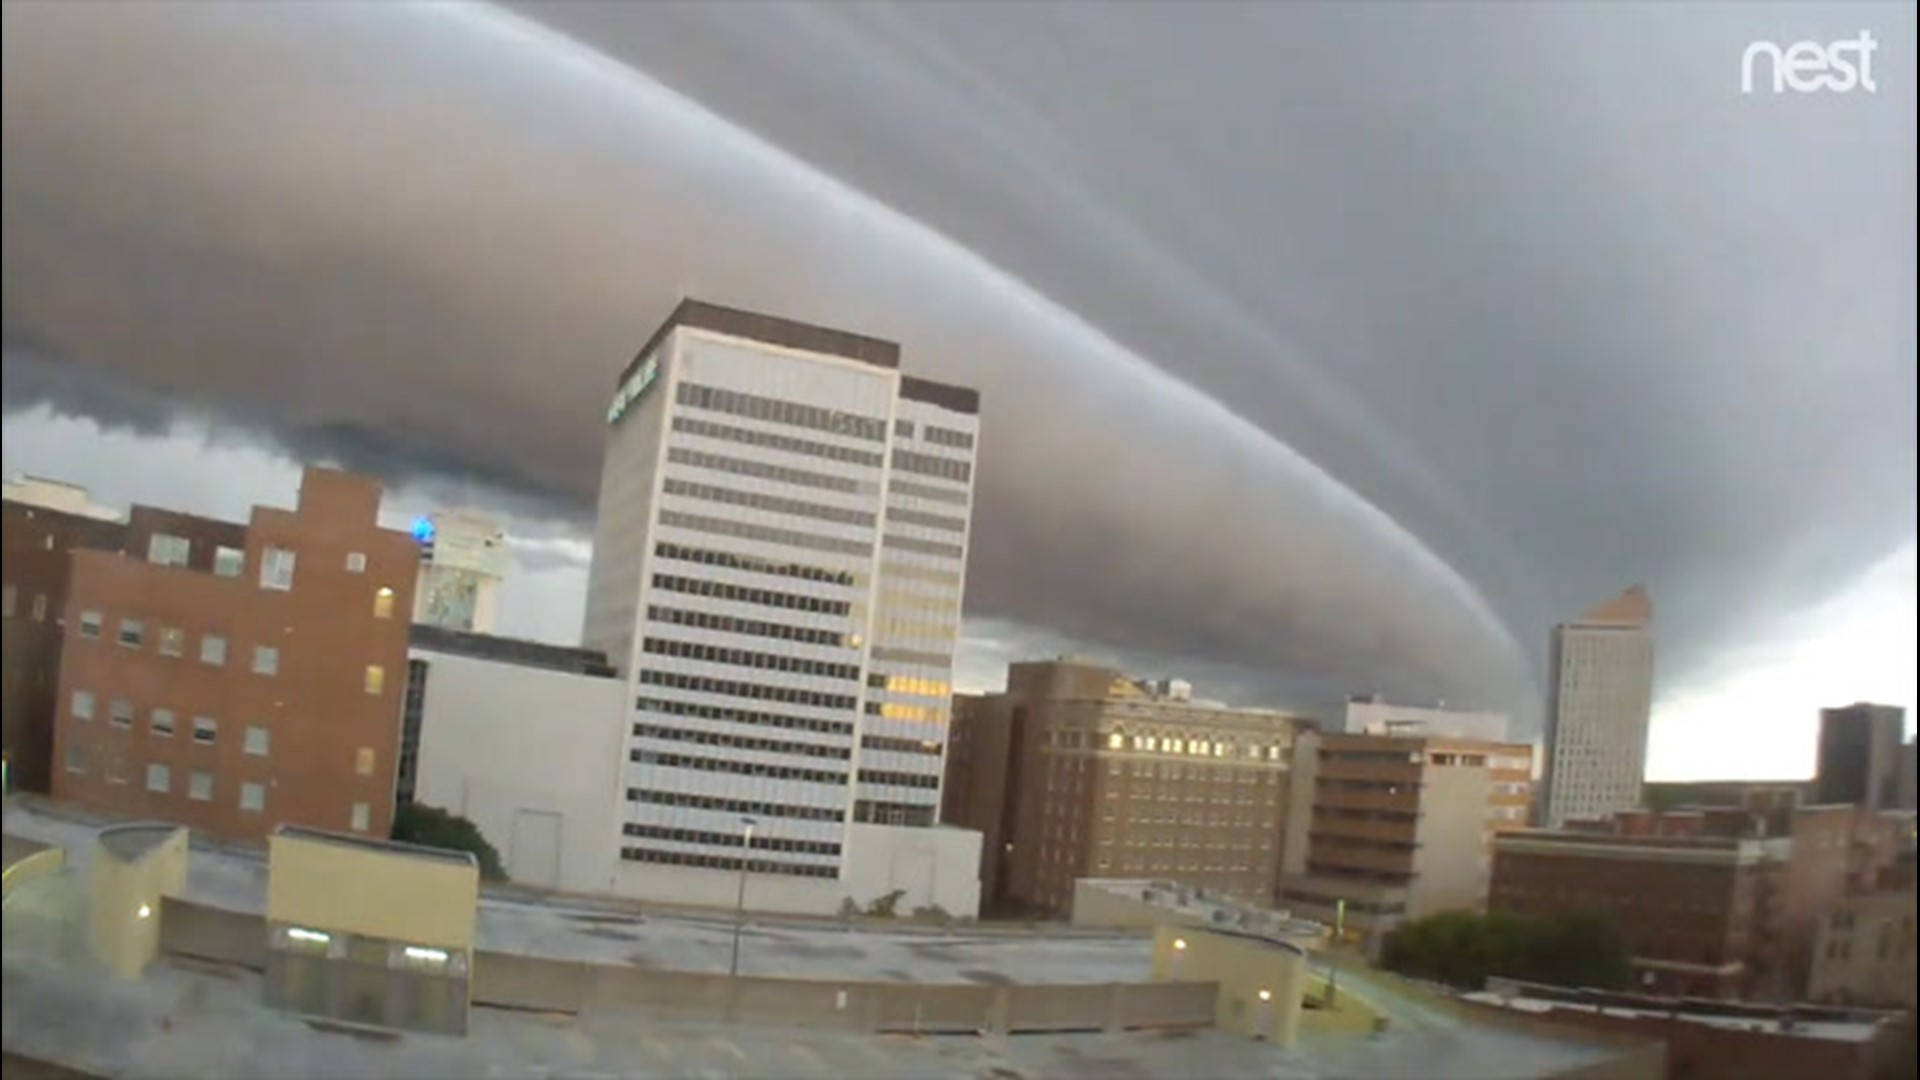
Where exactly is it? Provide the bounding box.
[409,648,626,895]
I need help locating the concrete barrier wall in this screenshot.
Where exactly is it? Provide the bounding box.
[468,951,593,1014]
[158,898,267,971]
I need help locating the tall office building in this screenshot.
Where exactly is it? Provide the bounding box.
[1538,586,1654,827]
[582,300,978,889]
[1814,703,1906,810]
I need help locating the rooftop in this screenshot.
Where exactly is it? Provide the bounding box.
[408,623,616,677]
[620,298,902,386]
[272,824,477,868]
[1467,979,1896,1043]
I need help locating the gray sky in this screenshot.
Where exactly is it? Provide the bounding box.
[3,2,1914,778]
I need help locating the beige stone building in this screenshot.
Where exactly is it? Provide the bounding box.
[1807,884,1916,1009]
[1278,732,1532,945]
[942,659,1316,915]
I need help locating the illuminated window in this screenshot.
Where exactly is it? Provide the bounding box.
[356,747,375,776]
[1108,732,1125,750]
[373,586,395,619]
[158,627,185,657]
[364,665,385,695]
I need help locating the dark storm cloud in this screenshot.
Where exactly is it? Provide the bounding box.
[4,2,1912,728]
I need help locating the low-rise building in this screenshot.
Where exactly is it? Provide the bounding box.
[1070,877,1326,950]
[944,659,1315,916]
[1807,883,1917,1010]
[1343,695,1509,741]
[1277,732,1532,946]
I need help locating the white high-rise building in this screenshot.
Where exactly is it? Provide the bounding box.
[582,300,979,899]
[1538,587,1654,827]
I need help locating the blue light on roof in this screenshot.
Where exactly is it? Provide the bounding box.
[412,517,436,544]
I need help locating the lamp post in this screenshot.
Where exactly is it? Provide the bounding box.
[728,817,756,979]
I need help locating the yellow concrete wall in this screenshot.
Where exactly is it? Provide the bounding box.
[89,825,188,979]
[1151,924,1306,1044]
[267,832,477,950]
[1,844,66,899]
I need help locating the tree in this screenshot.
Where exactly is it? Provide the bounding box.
[866,888,907,918]
[1380,909,1630,991]
[391,802,506,881]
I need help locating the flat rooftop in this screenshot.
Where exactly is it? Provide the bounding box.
[409,623,616,677]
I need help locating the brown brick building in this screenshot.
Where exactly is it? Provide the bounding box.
[1277,732,1533,945]
[943,659,1315,915]
[3,483,128,794]
[49,468,418,843]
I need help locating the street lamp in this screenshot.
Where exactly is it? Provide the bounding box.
[728,817,757,979]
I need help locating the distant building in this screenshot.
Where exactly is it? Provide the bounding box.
[410,509,507,634]
[943,659,1315,915]
[2,490,128,794]
[1902,739,1917,812]
[1343,694,1509,741]
[1814,703,1906,811]
[49,468,418,843]
[1277,732,1533,946]
[578,299,983,912]
[1807,880,1916,1010]
[1641,779,1810,816]
[1539,587,1654,827]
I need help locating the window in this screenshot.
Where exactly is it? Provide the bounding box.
[356,747,375,776]
[244,726,270,757]
[345,551,367,573]
[109,699,133,729]
[364,665,385,695]
[213,545,244,577]
[150,709,175,738]
[158,627,185,657]
[351,802,370,833]
[147,533,191,567]
[193,716,217,745]
[71,690,95,720]
[252,645,279,676]
[260,546,296,590]
[78,609,103,638]
[189,771,212,801]
[373,587,395,619]
[118,618,143,648]
[31,593,47,621]
[65,746,87,774]
[146,763,171,794]
[239,782,265,813]
[201,634,227,666]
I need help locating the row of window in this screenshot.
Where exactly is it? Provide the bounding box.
[1103,731,1286,760]
[667,446,867,496]
[639,670,857,712]
[637,695,854,737]
[851,799,934,826]
[657,510,872,558]
[870,614,959,643]
[654,541,858,588]
[671,414,883,468]
[632,748,848,787]
[676,382,887,443]
[618,844,837,878]
[663,478,876,529]
[65,748,274,809]
[882,533,964,560]
[631,721,851,761]
[868,645,951,668]
[79,614,391,691]
[864,701,950,724]
[877,561,962,587]
[887,479,969,507]
[886,507,967,534]
[921,425,975,450]
[646,604,848,648]
[891,449,971,484]
[858,734,944,757]
[620,822,841,856]
[650,572,852,616]
[856,768,939,790]
[72,692,266,751]
[642,636,861,682]
[628,787,844,822]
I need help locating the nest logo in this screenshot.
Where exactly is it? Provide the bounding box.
[1742,31,1879,94]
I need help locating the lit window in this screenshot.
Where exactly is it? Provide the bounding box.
[346,551,367,573]
[118,619,144,647]
[213,545,244,577]
[146,763,171,793]
[1108,732,1125,750]
[351,802,370,833]
[193,716,217,745]
[201,634,227,665]
[252,645,279,676]
[71,690,95,720]
[260,546,296,591]
[364,665,384,695]
[244,726,270,757]
[355,747,375,776]
[239,782,265,813]
[158,627,185,657]
[189,771,213,801]
[147,533,191,567]
[150,709,175,738]
[373,587,395,619]
[109,699,133,729]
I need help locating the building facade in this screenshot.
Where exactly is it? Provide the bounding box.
[3,492,129,794]
[1343,695,1510,741]
[579,300,979,898]
[1814,703,1907,811]
[1278,732,1533,943]
[944,659,1314,915]
[410,509,507,634]
[49,468,418,843]
[1807,881,1917,1010]
[1539,587,1654,827]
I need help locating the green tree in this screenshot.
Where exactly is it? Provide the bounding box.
[1380,909,1630,991]
[390,802,507,881]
